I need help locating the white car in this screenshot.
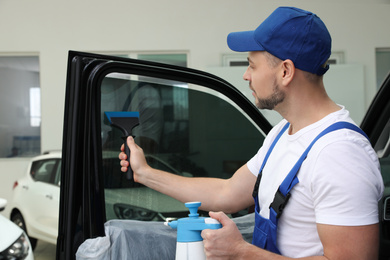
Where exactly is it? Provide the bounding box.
[8,151,191,248]
[0,198,34,260]
[9,152,61,249]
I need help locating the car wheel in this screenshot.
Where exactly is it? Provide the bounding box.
[11,212,38,250]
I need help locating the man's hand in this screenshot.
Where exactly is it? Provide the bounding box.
[119,136,150,183]
[201,211,248,259]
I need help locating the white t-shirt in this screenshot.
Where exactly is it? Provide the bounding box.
[247,107,384,257]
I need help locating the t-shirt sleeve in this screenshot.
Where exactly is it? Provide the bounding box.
[247,147,264,177]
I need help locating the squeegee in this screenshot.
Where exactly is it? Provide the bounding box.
[105,111,140,180]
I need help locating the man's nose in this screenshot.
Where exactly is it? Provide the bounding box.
[243,67,250,81]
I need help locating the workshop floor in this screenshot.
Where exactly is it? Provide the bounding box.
[34,241,56,260]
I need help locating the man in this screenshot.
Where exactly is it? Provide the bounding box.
[119,7,384,259]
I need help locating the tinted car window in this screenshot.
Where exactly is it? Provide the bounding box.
[373,117,390,182]
[54,160,62,186]
[372,109,390,259]
[100,74,264,221]
[374,118,390,189]
[30,159,59,184]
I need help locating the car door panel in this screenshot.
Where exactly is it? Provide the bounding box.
[361,73,390,260]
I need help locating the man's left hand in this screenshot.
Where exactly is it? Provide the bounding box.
[201,211,247,259]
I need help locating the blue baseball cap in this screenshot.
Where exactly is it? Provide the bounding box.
[227,7,332,75]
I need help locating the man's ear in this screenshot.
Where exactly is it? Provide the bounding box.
[281,59,295,86]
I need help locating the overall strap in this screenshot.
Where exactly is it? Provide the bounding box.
[270,121,369,218]
[252,122,290,198]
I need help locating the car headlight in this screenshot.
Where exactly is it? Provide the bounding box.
[114,203,157,221]
[0,233,30,260]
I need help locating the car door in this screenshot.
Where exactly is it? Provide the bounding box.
[56,51,272,260]
[57,51,390,260]
[360,73,390,260]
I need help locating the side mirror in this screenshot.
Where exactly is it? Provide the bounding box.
[0,198,7,212]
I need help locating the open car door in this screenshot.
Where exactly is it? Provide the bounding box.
[56,51,272,260]
[360,73,390,260]
[57,51,390,260]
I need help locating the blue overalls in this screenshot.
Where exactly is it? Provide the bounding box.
[251,121,369,254]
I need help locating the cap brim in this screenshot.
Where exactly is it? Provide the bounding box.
[227,30,265,52]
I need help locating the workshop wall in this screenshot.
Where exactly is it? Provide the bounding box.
[0,0,388,154]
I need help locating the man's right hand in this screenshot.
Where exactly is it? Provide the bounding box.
[119,136,149,183]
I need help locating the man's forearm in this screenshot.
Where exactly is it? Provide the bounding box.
[137,166,230,212]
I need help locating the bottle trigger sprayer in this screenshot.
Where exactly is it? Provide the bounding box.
[165,202,222,260]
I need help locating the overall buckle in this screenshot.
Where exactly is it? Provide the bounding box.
[270,188,291,218]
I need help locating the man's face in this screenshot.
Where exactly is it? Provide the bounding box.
[243,52,285,110]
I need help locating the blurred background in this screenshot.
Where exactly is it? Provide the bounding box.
[0,0,390,258]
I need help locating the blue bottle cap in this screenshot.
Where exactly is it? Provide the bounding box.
[167,202,222,242]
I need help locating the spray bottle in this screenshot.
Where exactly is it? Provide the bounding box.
[165,202,222,260]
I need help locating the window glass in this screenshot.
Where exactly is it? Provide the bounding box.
[375,118,390,189]
[376,48,390,90]
[54,160,62,186]
[30,159,58,184]
[100,73,265,221]
[137,54,187,67]
[375,119,390,226]
[379,158,390,190]
[0,56,41,158]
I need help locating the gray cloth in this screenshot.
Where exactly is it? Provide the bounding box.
[76,213,254,260]
[234,213,255,243]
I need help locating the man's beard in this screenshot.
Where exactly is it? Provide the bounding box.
[255,79,285,110]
